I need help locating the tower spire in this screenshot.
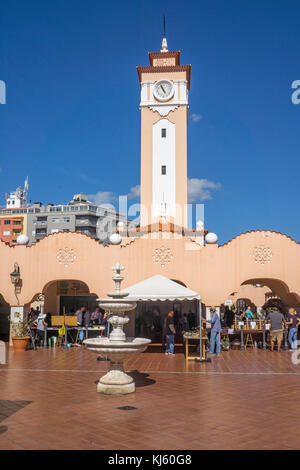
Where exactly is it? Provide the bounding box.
[161,13,168,52]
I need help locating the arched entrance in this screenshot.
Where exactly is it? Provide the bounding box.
[0,294,10,341]
[225,278,300,316]
[236,298,256,315]
[32,280,99,315]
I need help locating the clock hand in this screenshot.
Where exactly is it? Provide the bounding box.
[161,84,166,94]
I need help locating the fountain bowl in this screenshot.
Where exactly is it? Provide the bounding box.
[84,337,151,394]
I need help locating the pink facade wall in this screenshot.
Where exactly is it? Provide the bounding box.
[0,230,299,309]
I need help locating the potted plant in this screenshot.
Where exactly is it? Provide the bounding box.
[10,312,30,351]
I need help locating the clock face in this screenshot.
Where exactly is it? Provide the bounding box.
[153,80,174,102]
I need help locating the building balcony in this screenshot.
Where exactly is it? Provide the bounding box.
[75,219,97,227]
[35,232,47,239]
[34,221,47,227]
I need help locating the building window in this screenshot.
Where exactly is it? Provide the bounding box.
[161,128,166,138]
[13,221,22,225]
[63,217,70,223]
[161,165,167,175]
[4,220,10,225]
[3,231,10,236]
[52,218,60,223]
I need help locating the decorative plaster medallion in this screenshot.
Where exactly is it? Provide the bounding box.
[56,247,77,267]
[149,105,179,117]
[252,245,272,265]
[36,293,45,302]
[153,246,173,267]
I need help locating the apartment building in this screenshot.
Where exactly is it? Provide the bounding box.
[26,193,128,244]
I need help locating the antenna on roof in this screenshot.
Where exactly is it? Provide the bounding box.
[161,13,168,52]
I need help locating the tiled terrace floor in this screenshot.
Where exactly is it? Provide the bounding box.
[1,345,300,450]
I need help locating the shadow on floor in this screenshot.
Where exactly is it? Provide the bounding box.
[94,371,156,388]
[128,370,156,388]
[145,344,185,354]
[0,400,32,434]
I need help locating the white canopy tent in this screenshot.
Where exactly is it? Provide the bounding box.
[120,275,207,363]
[120,274,200,302]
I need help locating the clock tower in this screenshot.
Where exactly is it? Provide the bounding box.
[137,37,191,228]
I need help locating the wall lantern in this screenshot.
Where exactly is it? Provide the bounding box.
[10,262,21,305]
[10,263,20,285]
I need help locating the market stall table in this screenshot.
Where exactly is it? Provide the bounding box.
[184,331,208,361]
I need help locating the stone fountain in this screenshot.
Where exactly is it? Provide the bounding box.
[83,263,151,395]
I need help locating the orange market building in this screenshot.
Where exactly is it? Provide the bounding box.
[0,38,299,341]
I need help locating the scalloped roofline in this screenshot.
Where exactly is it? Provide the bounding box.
[0,231,110,248]
[219,230,299,247]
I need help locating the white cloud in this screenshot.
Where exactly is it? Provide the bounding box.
[88,191,116,205]
[127,185,140,200]
[90,180,219,206]
[188,178,221,202]
[89,184,140,207]
[190,113,202,123]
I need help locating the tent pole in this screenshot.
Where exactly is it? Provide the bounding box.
[195,299,211,363]
[199,299,202,360]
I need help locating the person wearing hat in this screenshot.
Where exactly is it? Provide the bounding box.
[202,307,222,355]
[265,308,285,351]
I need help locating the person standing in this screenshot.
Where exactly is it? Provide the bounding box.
[266,308,285,352]
[83,309,91,328]
[101,312,110,337]
[165,311,176,356]
[152,310,162,342]
[75,306,85,326]
[183,313,189,332]
[286,308,300,351]
[224,307,234,328]
[34,313,48,347]
[91,307,102,325]
[245,306,253,320]
[202,307,222,355]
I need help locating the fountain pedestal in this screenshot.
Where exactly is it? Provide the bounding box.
[84,263,151,395]
[98,363,134,395]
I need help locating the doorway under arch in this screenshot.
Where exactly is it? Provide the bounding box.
[0,293,10,341]
[227,278,300,315]
[40,279,99,315]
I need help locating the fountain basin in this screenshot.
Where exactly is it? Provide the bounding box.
[84,337,151,395]
[96,301,136,312]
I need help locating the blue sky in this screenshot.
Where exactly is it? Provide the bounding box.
[0,0,299,244]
